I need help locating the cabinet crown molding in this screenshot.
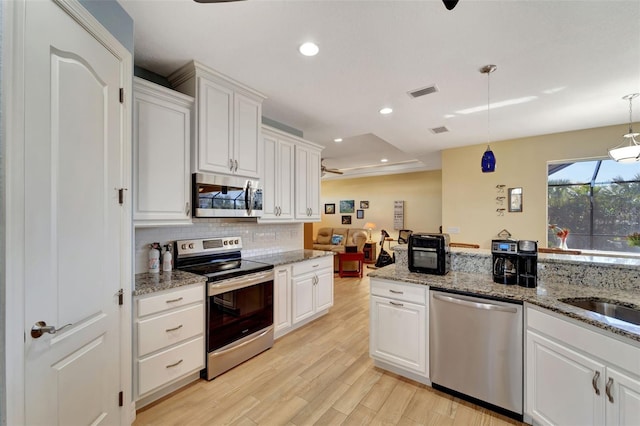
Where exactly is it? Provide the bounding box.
[167,60,267,101]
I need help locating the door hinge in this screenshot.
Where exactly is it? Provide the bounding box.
[117,289,124,306]
[117,188,128,205]
[119,391,123,407]
[119,88,124,104]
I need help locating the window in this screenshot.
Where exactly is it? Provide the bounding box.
[548,159,640,252]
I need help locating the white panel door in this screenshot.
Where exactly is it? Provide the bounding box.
[606,367,640,426]
[274,266,292,336]
[277,138,295,219]
[370,295,427,375]
[315,268,334,312]
[23,1,124,424]
[526,331,605,426]
[295,146,310,219]
[234,92,261,178]
[198,78,233,174]
[292,274,315,324]
[307,147,321,220]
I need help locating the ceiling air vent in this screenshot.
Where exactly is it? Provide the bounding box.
[408,84,439,99]
[430,126,449,134]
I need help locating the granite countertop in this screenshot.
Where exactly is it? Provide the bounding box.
[245,249,334,267]
[134,250,333,296]
[368,264,640,344]
[134,270,207,297]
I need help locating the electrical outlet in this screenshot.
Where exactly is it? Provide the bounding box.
[447,227,460,234]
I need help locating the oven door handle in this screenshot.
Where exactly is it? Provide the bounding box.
[212,325,273,357]
[208,270,274,296]
[433,293,518,313]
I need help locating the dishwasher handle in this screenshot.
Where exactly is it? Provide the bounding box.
[433,293,518,313]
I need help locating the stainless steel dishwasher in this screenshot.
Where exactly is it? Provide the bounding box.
[429,290,523,417]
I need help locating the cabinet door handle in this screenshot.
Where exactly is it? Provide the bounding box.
[185,202,190,216]
[234,160,238,172]
[165,297,183,303]
[389,301,404,307]
[605,377,614,403]
[229,158,234,171]
[592,371,600,395]
[165,324,183,332]
[389,289,404,294]
[166,359,183,369]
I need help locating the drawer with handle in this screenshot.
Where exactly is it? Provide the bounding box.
[137,304,204,357]
[370,279,427,304]
[137,336,204,396]
[137,284,204,317]
[292,256,332,276]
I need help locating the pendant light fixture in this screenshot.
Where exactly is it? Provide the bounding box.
[480,64,497,173]
[608,93,640,163]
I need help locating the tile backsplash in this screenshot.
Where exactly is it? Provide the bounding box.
[135,219,303,273]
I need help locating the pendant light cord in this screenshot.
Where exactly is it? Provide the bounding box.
[487,70,491,147]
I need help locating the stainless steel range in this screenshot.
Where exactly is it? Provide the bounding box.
[174,237,274,380]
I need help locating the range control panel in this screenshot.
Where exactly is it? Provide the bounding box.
[175,237,242,257]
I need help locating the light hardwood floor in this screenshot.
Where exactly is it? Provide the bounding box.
[134,269,524,426]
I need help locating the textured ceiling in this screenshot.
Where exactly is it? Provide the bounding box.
[119,0,640,178]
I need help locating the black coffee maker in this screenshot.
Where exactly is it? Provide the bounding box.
[491,239,518,285]
[517,240,538,287]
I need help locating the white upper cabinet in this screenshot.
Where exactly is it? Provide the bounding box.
[261,126,296,222]
[168,61,266,179]
[133,77,193,226]
[295,142,322,221]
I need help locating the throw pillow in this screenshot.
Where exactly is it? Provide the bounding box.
[331,234,344,245]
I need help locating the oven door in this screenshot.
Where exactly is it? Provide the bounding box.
[207,270,274,352]
[193,172,263,218]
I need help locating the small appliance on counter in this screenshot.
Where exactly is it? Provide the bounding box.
[408,233,450,275]
[517,240,538,288]
[491,239,518,285]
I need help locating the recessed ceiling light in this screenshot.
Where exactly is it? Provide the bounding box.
[334,138,343,143]
[380,158,389,163]
[379,107,393,115]
[299,42,319,57]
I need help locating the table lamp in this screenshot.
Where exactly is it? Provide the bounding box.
[364,222,376,242]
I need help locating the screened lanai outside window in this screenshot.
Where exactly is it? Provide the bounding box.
[548,159,640,253]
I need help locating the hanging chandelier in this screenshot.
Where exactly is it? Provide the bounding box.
[608,93,640,163]
[480,64,497,173]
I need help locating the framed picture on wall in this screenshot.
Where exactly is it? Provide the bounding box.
[360,201,369,209]
[340,200,355,213]
[357,209,364,219]
[324,203,335,214]
[342,215,352,225]
[508,187,523,212]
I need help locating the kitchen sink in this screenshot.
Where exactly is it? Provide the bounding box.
[559,297,640,326]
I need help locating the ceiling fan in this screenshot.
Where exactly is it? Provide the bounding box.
[321,159,343,176]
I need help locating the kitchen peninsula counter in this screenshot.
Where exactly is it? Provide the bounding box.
[368,263,640,344]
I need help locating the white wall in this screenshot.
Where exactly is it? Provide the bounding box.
[135,221,303,273]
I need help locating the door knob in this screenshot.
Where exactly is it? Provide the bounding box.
[30,321,71,338]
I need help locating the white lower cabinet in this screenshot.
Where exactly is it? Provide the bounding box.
[292,256,333,325]
[274,264,292,338]
[134,283,205,407]
[369,278,429,383]
[526,306,640,426]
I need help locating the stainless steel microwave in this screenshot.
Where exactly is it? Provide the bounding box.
[192,173,263,218]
